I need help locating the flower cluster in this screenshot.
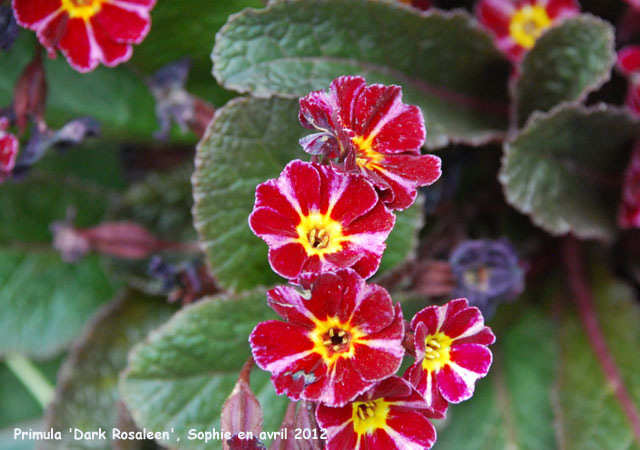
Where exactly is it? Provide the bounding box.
[12,0,155,72]
[248,76,495,449]
[476,0,579,62]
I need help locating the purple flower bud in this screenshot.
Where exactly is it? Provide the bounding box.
[449,238,525,317]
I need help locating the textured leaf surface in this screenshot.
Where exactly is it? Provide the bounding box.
[435,311,557,450]
[500,104,639,240]
[193,97,423,292]
[213,0,510,148]
[41,292,176,450]
[0,175,117,357]
[555,276,640,450]
[120,291,287,449]
[514,16,615,127]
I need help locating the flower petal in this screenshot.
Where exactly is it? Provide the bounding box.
[58,17,95,72]
[383,409,437,450]
[12,0,61,28]
[268,242,307,279]
[435,362,479,404]
[93,1,150,44]
[450,343,493,376]
[475,0,514,38]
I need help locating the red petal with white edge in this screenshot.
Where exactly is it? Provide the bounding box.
[271,351,326,400]
[321,165,378,227]
[404,362,449,415]
[248,207,298,239]
[116,0,156,6]
[303,357,372,406]
[250,321,315,374]
[299,90,336,131]
[88,20,132,67]
[330,76,367,127]
[410,298,469,334]
[475,0,514,38]
[545,0,579,19]
[349,250,384,280]
[12,0,61,28]
[383,409,437,450]
[352,340,404,383]
[283,161,322,216]
[618,46,640,75]
[347,284,396,334]
[450,343,493,376]
[370,104,425,154]
[0,134,19,172]
[381,154,442,186]
[441,306,488,340]
[436,363,478,403]
[253,179,300,226]
[93,2,150,44]
[351,84,402,138]
[266,285,318,329]
[36,11,66,56]
[58,18,95,72]
[343,201,395,237]
[268,243,307,279]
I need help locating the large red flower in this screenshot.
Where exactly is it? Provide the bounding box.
[12,0,155,72]
[0,118,18,174]
[250,269,405,407]
[404,298,495,414]
[316,376,441,450]
[249,160,395,280]
[298,76,441,211]
[475,0,579,62]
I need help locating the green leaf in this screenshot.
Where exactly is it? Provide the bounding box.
[120,290,288,449]
[0,175,118,358]
[41,291,176,450]
[378,195,423,274]
[193,96,424,292]
[500,103,639,241]
[131,0,263,104]
[435,311,557,450]
[555,275,640,450]
[212,0,510,148]
[514,15,615,127]
[0,34,156,140]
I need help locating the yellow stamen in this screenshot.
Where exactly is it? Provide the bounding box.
[509,5,552,49]
[61,0,105,20]
[422,332,453,372]
[352,399,391,436]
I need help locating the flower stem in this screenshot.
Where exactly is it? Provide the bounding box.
[562,237,640,444]
[4,353,54,409]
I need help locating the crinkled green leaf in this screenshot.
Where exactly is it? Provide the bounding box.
[193,96,424,292]
[213,0,509,148]
[41,291,176,450]
[514,15,615,127]
[0,175,118,358]
[554,272,640,450]
[120,290,287,449]
[435,311,557,450]
[500,103,639,241]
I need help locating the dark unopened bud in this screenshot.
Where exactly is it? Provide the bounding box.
[449,238,525,318]
[0,6,19,51]
[13,51,47,132]
[222,359,263,450]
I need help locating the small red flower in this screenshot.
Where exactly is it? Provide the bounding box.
[298,76,441,211]
[404,298,495,414]
[476,0,579,62]
[12,0,155,72]
[0,117,19,174]
[619,142,640,228]
[618,46,640,115]
[249,160,395,280]
[250,269,405,407]
[316,376,441,450]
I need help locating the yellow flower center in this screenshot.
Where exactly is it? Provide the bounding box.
[61,0,105,20]
[352,135,384,170]
[352,399,390,435]
[421,332,453,372]
[308,317,365,365]
[509,5,552,49]
[296,212,348,257]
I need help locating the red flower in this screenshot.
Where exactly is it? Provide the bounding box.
[12,0,155,72]
[249,160,395,280]
[404,298,495,414]
[475,0,579,62]
[315,376,441,450]
[618,46,640,115]
[0,118,19,174]
[249,269,405,407]
[619,142,640,228]
[298,76,441,211]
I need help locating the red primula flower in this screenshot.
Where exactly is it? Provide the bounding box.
[618,46,640,115]
[475,0,579,62]
[298,76,441,211]
[12,0,155,72]
[0,118,19,174]
[316,376,441,450]
[404,298,495,414]
[619,142,640,228]
[249,160,395,280]
[250,269,405,407]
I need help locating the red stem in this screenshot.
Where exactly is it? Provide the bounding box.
[563,237,640,444]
